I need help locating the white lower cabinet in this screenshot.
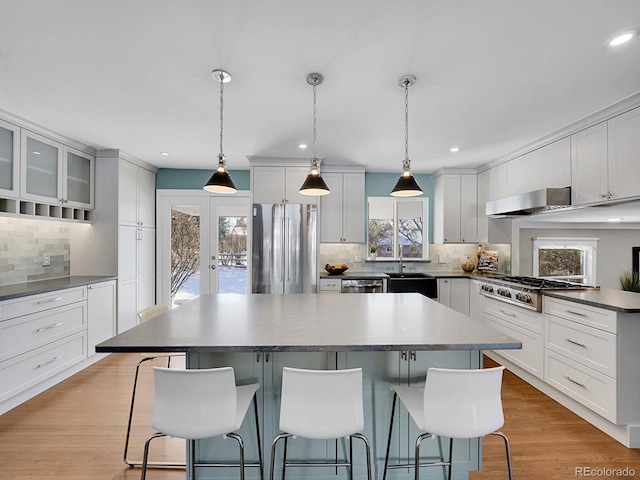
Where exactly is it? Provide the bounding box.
[0,281,116,414]
[543,296,640,426]
[438,278,470,315]
[484,298,543,380]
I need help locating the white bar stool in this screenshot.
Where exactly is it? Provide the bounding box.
[268,367,372,480]
[382,366,513,480]
[141,366,263,480]
[124,304,186,468]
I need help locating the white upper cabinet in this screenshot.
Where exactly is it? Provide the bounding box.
[476,169,489,243]
[571,107,640,206]
[320,171,365,243]
[0,119,20,198]
[487,163,507,201]
[607,107,640,202]
[570,122,608,205]
[251,165,314,204]
[433,172,477,244]
[506,137,571,196]
[118,160,156,228]
[20,130,95,208]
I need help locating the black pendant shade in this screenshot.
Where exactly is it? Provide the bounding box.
[204,155,237,194]
[299,164,331,196]
[391,170,423,197]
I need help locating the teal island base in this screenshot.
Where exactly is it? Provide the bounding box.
[186,349,482,480]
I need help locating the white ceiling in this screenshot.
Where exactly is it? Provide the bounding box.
[0,0,639,176]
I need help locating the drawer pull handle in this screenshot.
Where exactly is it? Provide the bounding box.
[565,338,587,348]
[36,297,63,305]
[36,322,63,333]
[563,375,586,389]
[499,309,517,318]
[36,356,62,369]
[566,309,587,317]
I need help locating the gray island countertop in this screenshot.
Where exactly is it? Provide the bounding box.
[543,287,640,313]
[96,293,521,353]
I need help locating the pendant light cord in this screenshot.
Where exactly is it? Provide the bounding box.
[219,72,224,157]
[404,79,410,163]
[312,80,318,160]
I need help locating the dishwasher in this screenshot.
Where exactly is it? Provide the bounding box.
[341,278,385,293]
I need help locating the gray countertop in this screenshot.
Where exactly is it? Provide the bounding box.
[0,276,117,302]
[543,288,640,313]
[320,272,389,279]
[96,293,521,354]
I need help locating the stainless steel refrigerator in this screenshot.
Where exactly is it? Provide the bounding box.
[252,203,318,293]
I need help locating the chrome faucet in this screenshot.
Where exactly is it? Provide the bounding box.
[398,255,405,273]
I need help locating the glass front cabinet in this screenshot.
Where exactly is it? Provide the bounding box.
[0,119,20,198]
[20,130,94,209]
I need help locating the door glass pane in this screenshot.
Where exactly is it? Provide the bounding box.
[218,206,247,294]
[0,126,13,191]
[171,206,201,308]
[66,152,91,204]
[26,137,58,198]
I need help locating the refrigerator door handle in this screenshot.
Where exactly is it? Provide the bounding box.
[284,217,290,282]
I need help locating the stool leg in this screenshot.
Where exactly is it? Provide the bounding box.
[226,432,246,480]
[447,438,454,480]
[253,396,264,480]
[352,433,373,480]
[268,433,291,480]
[382,392,398,480]
[124,357,153,467]
[489,431,514,480]
[141,432,167,480]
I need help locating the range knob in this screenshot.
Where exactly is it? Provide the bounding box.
[497,288,511,298]
[516,292,532,303]
[481,284,494,293]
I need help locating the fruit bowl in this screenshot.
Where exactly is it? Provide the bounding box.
[325,264,348,275]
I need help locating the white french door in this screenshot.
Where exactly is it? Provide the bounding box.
[157,190,251,308]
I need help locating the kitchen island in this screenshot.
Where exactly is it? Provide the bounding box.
[97,293,520,480]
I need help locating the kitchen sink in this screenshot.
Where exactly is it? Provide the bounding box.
[386,273,437,298]
[386,272,434,279]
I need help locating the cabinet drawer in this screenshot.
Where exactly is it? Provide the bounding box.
[485,298,543,334]
[485,313,543,379]
[546,316,616,378]
[0,332,86,403]
[0,287,87,322]
[0,302,87,364]
[543,296,616,333]
[319,279,341,292]
[545,349,616,423]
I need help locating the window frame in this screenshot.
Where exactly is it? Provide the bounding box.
[532,236,598,285]
[367,196,429,260]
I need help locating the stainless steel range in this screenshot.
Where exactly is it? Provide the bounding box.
[478,275,599,312]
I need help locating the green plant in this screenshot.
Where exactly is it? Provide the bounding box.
[620,270,640,293]
[369,245,377,254]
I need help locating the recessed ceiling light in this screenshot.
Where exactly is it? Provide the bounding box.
[607,30,637,47]
[299,144,307,149]
[160,152,169,156]
[32,151,41,155]
[607,217,623,222]
[450,146,460,153]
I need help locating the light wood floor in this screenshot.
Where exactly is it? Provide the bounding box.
[1,354,640,479]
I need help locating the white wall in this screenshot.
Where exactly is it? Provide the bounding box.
[519,227,640,289]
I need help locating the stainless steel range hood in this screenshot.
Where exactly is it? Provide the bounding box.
[486,187,571,217]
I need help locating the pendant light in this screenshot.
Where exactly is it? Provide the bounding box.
[391,75,423,197]
[299,72,330,196]
[203,69,237,194]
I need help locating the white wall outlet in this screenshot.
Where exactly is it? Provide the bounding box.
[354,255,362,263]
[42,254,50,266]
[438,254,447,264]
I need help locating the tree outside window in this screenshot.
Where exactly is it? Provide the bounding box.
[368,198,428,259]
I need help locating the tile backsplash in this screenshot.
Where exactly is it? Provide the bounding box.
[320,243,511,274]
[0,218,70,285]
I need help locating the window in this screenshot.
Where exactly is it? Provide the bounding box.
[532,237,598,285]
[368,197,428,259]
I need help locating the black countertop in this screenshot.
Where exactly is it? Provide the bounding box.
[0,276,117,302]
